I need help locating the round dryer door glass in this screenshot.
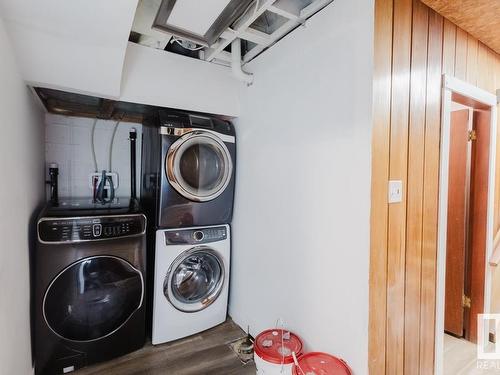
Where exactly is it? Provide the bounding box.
[43,256,143,342]
[164,248,225,312]
[166,131,233,202]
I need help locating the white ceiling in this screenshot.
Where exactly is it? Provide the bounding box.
[0,0,139,98]
[0,0,334,103]
[168,0,233,36]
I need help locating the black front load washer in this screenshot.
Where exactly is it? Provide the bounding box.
[141,110,236,229]
[34,198,146,375]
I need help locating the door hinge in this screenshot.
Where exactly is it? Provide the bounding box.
[468,130,477,141]
[463,294,471,308]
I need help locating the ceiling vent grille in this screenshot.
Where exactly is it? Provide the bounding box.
[152,0,254,47]
[131,0,334,65]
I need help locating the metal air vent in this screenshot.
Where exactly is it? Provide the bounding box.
[153,0,254,47]
[129,0,334,66]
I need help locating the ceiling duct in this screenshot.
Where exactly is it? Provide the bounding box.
[129,0,334,66]
[153,0,254,47]
[132,0,172,50]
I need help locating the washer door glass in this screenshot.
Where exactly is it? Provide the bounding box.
[164,248,224,312]
[43,256,143,342]
[166,131,232,202]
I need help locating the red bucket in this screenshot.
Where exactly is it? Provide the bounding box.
[292,352,351,375]
[254,329,303,374]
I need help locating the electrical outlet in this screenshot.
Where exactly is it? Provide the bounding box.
[89,172,119,191]
[388,180,403,203]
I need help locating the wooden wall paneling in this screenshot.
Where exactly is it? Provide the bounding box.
[369,0,394,372]
[404,2,429,374]
[386,0,412,373]
[477,43,496,94]
[419,0,500,55]
[420,9,443,375]
[489,48,496,97]
[466,34,479,86]
[494,51,500,232]
[476,44,492,93]
[370,0,500,373]
[442,19,456,76]
[455,27,468,81]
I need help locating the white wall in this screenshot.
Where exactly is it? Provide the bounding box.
[45,114,142,198]
[0,2,241,116]
[0,17,44,375]
[229,0,373,373]
[120,42,241,117]
[0,0,138,98]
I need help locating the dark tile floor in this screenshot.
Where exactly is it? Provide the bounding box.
[75,319,256,375]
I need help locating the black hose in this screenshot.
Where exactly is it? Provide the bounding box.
[96,170,115,204]
[48,164,59,205]
[130,129,137,199]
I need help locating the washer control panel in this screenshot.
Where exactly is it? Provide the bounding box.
[165,226,227,245]
[38,215,146,243]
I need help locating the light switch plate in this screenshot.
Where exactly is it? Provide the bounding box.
[388,180,403,203]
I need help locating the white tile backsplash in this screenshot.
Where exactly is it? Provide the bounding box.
[45,124,71,144]
[70,126,90,146]
[45,114,142,198]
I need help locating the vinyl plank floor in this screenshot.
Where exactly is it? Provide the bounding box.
[75,319,256,375]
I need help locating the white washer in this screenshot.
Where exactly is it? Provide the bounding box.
[152,225,230,344]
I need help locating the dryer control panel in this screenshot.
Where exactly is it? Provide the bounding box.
[38,215,146,244]
[165,226,228,245]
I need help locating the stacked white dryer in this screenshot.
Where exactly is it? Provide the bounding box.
[141,110,236,344]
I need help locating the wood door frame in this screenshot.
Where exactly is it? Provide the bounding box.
[435,74,498,374]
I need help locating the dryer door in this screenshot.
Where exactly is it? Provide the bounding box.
[164,247,225,312]
[166,131,233,202]
[43,256,144,342]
